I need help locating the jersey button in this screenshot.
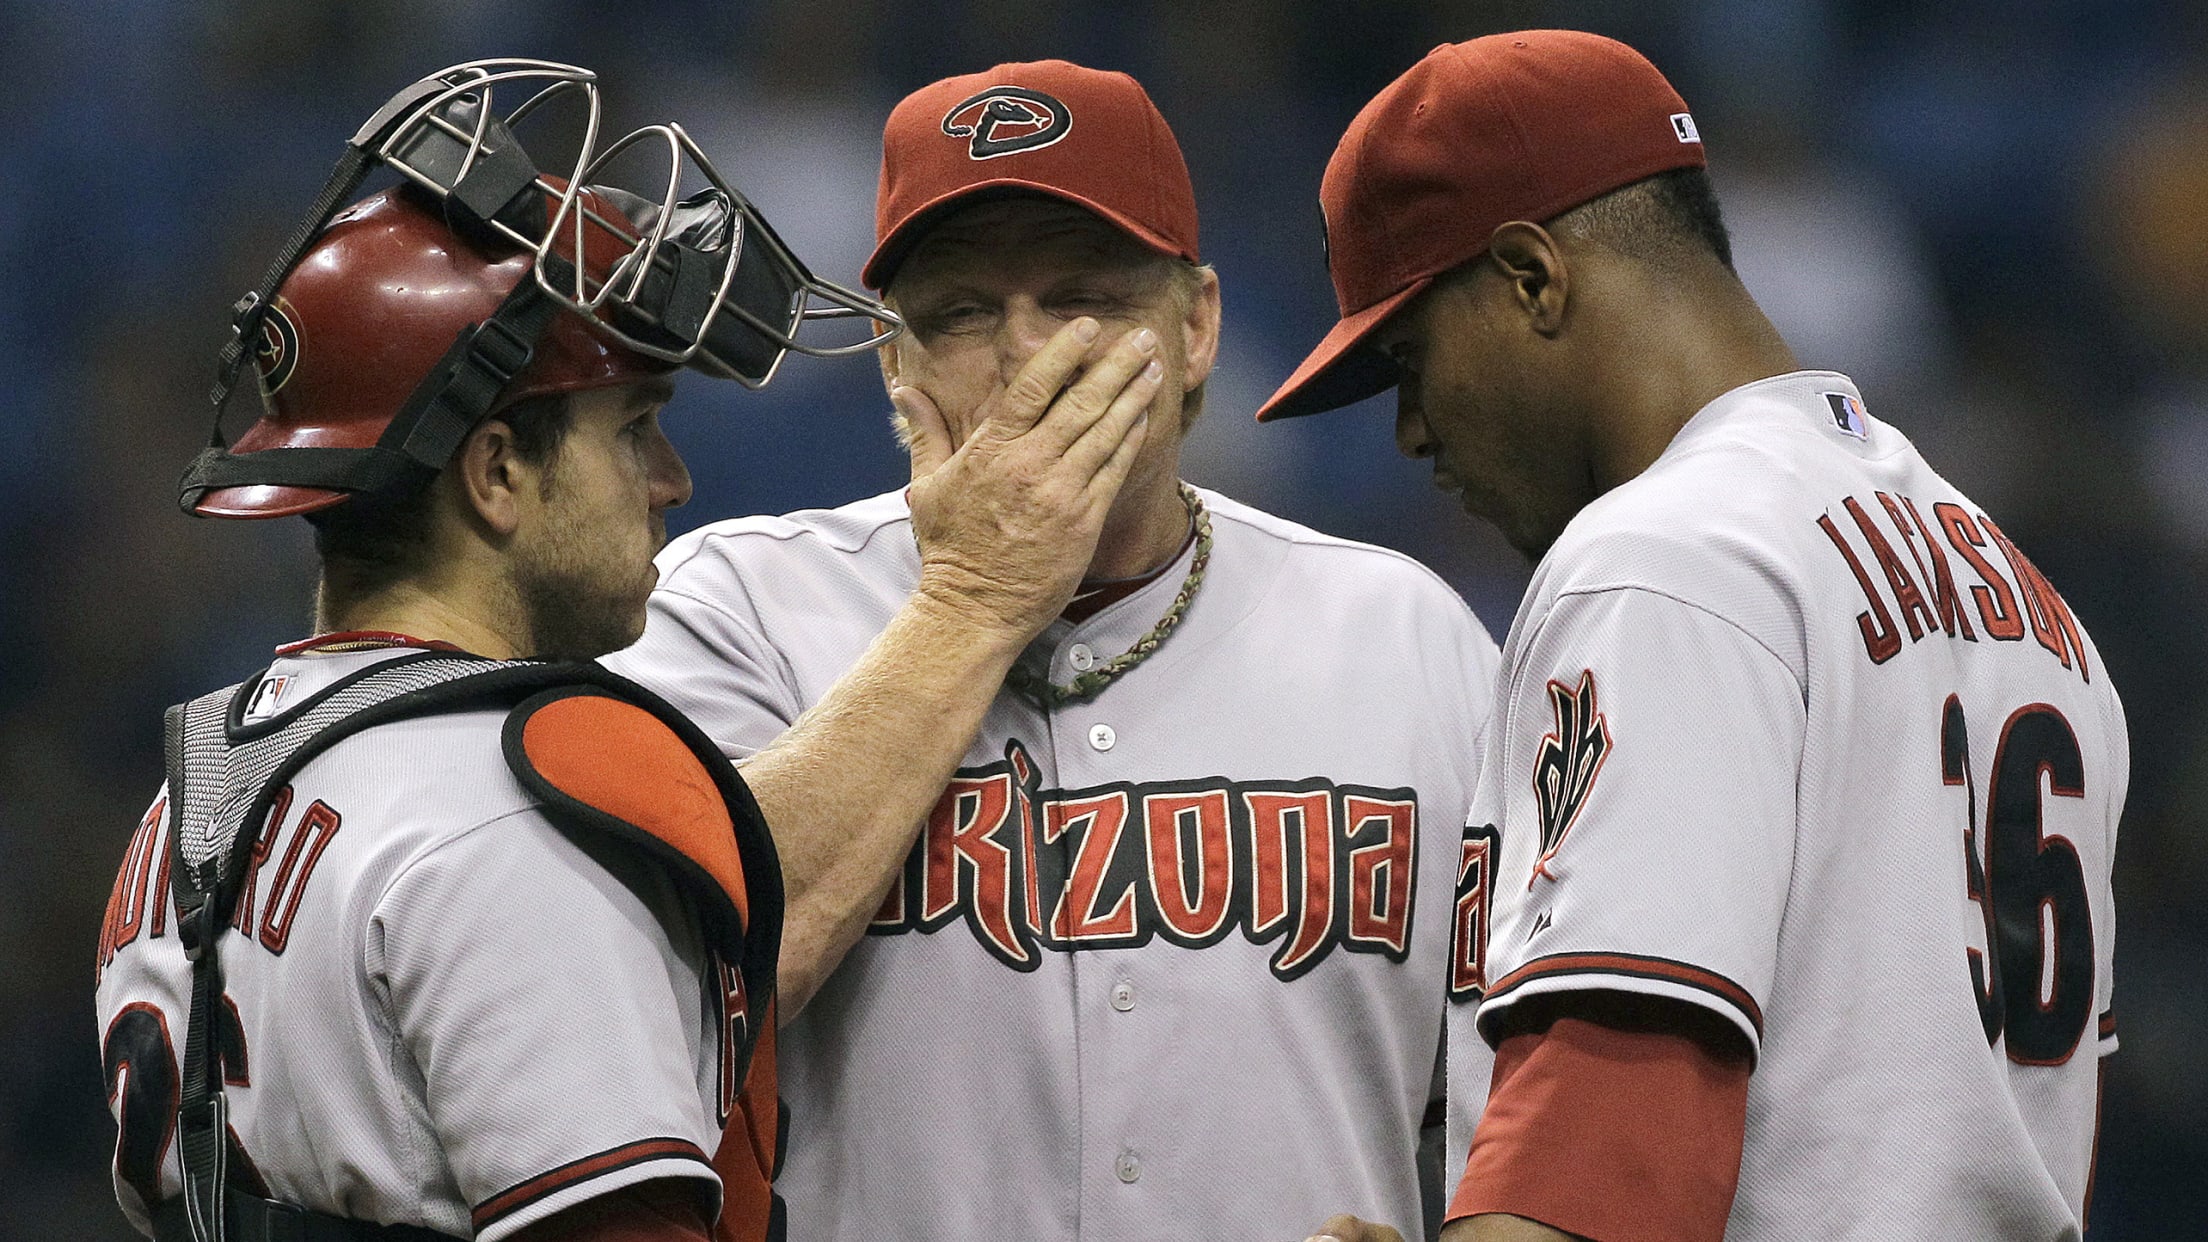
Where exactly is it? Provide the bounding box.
[1089,723,1116,751]
[1068,643,1097,672]
[1115,1150,1141,1183]
[1110,980,1136,1012]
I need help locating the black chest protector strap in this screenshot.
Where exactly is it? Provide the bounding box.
[160,654,781,1242]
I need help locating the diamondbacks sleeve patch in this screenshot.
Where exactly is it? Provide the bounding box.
[1531,670,1611,888]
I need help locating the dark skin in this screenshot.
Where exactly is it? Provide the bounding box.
[1372,219,1798,563]
[1311,220,1795,1242]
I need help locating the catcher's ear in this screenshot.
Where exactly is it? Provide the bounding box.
[454,417,529,537]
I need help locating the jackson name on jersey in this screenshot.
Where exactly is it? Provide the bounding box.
[1453,372,2123,1239]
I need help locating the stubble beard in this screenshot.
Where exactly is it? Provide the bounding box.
[513,521,654,662]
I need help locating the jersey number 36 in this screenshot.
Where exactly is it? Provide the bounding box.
[1942,695,2095,1066]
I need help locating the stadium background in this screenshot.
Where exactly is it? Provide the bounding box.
[3,0,2202,1236]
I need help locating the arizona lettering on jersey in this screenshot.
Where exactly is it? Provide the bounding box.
[870,739,1419,978]
[1453,372,2124,1240]
[609,485,1499,1242]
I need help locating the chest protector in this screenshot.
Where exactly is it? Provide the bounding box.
[158,653,784,1242]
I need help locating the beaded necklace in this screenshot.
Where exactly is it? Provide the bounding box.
[1004,482,1212,707]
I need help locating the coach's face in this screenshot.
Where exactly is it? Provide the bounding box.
[1374,230,1595,561]
[882,196,1219,490]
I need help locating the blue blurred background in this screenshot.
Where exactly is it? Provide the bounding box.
[5,0,2202,1236]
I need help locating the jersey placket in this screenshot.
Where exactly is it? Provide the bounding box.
[1033,575,1185,1239]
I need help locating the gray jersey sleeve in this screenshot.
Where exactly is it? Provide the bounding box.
[605,577,806,761]
[1476,584,1804,1057]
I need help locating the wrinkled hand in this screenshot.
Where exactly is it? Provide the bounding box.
[1305,1216,1406,1242]
[900,316,1161,639]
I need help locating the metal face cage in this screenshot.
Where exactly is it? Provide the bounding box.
[183,58,903,516]
[370,59,898,389]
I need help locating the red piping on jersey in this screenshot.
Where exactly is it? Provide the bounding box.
[1485,951,1766,1038]
[1062,521,1199,624]
[472,1137,712,1230]
[274,631,470,656]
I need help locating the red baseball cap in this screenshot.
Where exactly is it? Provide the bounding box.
[863,59,1199,290]
[1256,31,1707,422]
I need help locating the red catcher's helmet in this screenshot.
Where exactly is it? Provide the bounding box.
[198,183,673,519]
[181,58,901,521]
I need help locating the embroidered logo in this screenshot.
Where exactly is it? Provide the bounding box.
[1670,112,1701,144]
[1448,822,1500,1000]
[941,86,1072,160]
[1530,670,1611,887]
[244,673,294,722]
[1824,391,1870,440]
[253,296,302,396]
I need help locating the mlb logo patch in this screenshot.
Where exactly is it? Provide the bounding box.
[1670,112,1700,144]
[245,673,293,721]
[1823,392,1870,440]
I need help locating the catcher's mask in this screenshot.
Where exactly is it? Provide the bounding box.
[181,58,900,519]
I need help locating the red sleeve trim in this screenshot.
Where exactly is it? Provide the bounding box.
[505,1178,716,1242]
[1484,951,1764,1038]
[474,1137,713,1231]
[2097,1008,2116,1041]
[1448,1018,1750,1242]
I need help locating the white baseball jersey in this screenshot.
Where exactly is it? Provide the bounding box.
[606,485,1500,1242]
[1453,372,2124,1239]
[93,645,733,1240]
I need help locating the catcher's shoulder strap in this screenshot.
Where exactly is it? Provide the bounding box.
[501,677,782,979]
[159,654,781,1242]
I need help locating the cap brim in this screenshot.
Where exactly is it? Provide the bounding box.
[863,180,1190,290]
[1254,278,1431,423]
[193,483,351,520]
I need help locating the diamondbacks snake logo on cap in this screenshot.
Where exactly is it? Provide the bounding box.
[941,86,1072,160]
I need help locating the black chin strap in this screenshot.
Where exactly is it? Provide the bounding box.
[206,147,379,419]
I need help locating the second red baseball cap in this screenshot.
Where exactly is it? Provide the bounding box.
[1256,31,1707,422]
[863,59,1200,290]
